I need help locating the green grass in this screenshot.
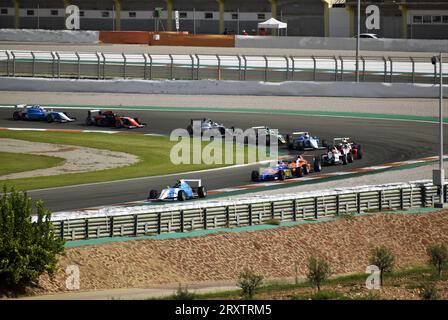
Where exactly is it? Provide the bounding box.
[0,131,264,191]
[0,151,64,176]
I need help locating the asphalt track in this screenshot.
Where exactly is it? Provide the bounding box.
[0,107,446,212]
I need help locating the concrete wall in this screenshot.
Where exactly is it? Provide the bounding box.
[0,29,99,43]
[235,35,448,53]
[0,77,446,99]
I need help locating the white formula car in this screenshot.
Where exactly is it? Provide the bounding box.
[148,179,207,201]
[320,145,352,166]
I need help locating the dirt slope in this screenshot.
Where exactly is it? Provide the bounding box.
[35,211,448,295]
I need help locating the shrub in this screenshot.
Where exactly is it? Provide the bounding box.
[419,281,439,300]
[237,269,263,299]
[0,187,64,294]
[173,284,196,300]
[306,256,331,292]
[426,244,448,278]
[369,246,395,287]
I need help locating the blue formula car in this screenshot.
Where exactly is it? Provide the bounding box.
[148,179,207,202]
[285,131,326,150]
[251,160,295,182]
[12,104,76,123]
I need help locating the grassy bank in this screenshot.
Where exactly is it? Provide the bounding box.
[171,265,448,300]
[0,131,260,191]
[0,151,64,176]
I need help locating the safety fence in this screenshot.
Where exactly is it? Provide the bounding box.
[0,50,446,84]
[50,180,446,241]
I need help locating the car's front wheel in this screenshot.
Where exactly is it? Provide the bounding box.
[13,111,21,121]
[251,170,260,182]
[198,186,207,198]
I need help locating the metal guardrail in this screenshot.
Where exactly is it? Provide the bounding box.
[50,180,447,241]
[0,50,446,84]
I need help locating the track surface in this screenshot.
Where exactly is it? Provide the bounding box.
[0,107,446,212]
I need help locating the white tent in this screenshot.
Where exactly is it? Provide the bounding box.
[257,18,288,35]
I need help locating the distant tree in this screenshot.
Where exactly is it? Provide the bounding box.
[237,269,263,299]
[369,246,395,287]
[0,186,64,294]
[307,256,331,292]
[426,244,448,278]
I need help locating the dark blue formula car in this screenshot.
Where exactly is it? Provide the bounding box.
[12,104,76,123]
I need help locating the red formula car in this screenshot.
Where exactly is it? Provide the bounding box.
[85,110,146,129]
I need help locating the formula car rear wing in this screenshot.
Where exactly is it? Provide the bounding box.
[180,179,202,187]
[334,137,351,144]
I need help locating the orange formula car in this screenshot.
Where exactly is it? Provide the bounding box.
[287,155,322,177]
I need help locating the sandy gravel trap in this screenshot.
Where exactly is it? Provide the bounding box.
[0,138,139,180]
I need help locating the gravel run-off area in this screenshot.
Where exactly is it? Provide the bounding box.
[0,138,139,180]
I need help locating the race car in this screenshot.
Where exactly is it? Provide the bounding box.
[187,118,230,137]
[12,104,76,123]
[320,145,352,166]
[251,160,293,182]
[245,126,287,145]
[286,132,326,150]
[333,137,363,160]
[85,110,146,129]
[288,155,322,177]
[251,156,321,182]
[148,179,207,201]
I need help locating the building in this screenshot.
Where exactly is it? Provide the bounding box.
[345,0,448,39]
[0,0,447,39]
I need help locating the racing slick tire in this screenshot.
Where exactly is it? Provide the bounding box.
[85,117,94,126]
[342,154,348,165]
[356,146,363,159]
[251,170,260,182]
[198,186,207,198]
[313,157,322,172]
[295,167,303,177]
[148,190,159,200]
[13,111,21,121]
[278,170,286,181]
[302,165,309,175]
[347,152,354,163]
[178,190,186,201]
[46,114,54,123]
[115,120,123,129]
